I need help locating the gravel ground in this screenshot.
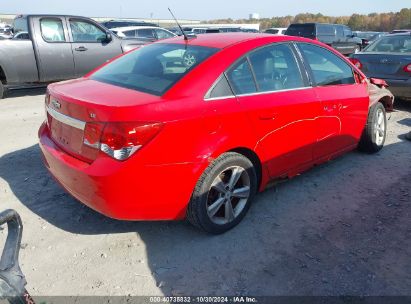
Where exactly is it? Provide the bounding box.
[0,88,410,297]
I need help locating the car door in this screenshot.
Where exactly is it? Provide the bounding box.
[297,43,369,161]
[30,16,75,82]
[226,43,320,178]
[68,18,123,77]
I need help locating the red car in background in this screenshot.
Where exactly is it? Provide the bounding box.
[38,34,393,234]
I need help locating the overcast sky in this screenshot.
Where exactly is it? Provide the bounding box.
[4,0,410,20]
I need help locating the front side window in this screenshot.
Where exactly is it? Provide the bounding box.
[248,43,305,92]
[155,29,174,40]
[137,29,155,39]
[40,18,65,42]
[298,43,355,86]
[226,58,257,95]
[91,44,218,96]
[70,20,106,42]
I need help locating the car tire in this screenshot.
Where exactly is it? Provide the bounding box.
[354,45,361,53]
[0,80,5,99]
[187,152,257,234]
[358,102,387,153]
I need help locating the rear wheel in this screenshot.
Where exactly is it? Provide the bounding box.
[358,102,387,153]
[0,81,5,99]
[187,152,257,234]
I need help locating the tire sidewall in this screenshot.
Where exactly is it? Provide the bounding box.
[195,154,257,234]
[370,103,387,149]
[0,81,4,99]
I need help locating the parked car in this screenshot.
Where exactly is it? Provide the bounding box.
[285,23,362,55]
[0,15,148,99]
[241,28,259,33]
[350,33,411,100]
[39,33,393,234]
[264,28,287,35]
[100,19,158,29]
[354,31,386,47]
[11,31,30,40]
[390,29,411,34]
[111,26,176,41]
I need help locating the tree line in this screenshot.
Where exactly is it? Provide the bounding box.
[206,8,411,32]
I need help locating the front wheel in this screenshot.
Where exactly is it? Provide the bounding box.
[358,102,387,153]
[0,81,5,99]
[187,152,257,234]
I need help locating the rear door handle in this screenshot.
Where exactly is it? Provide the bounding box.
[259,111,277,120]
[75,46,88,52]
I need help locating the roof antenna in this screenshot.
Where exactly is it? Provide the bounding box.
[168,7,189,41]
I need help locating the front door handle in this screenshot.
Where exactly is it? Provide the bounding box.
[75,46,88,52]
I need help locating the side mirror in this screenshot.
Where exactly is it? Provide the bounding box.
[105,32,112,42]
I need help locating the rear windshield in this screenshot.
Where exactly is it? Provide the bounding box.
[364,35,411,53]
[13,17,28,34]
[91,43,219,96]
[285,24,315,38]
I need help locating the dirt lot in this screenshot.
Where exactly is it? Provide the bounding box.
[0,89,410,297]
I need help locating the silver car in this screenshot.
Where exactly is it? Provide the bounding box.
[350,33,411,99]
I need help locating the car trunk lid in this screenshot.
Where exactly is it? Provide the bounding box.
[356,53,411,80]
[46,78,161,162]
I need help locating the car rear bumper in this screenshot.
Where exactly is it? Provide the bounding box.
[385,78,411,99]
[38,122,201,221]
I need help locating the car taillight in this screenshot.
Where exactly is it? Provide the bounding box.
[45,93,51,127]
[403,63,411,73]
[349,58,363,69]
[83,122,163,161]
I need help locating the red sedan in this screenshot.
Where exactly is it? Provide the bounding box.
[38,33,393,234]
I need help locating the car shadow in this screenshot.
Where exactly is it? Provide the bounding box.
[5,87,47,99]
[1,136,410,295]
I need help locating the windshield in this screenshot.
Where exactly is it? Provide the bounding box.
[285,24,315,38]
[364,35,411,53]
[91,43,219,96]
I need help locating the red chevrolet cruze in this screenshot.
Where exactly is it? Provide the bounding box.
[39,34,393,234]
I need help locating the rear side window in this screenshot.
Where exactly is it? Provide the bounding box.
[91,43,218,96]
[40,18,65,42]
[285,24,315,38]
[206,75,234,99]
[298,43,355,86]
[248,43,304,92]
[226,58,257,95]
[13,17,28,34]
[317,24,335,36]
[124,30,136,38]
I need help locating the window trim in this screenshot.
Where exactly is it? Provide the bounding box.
[40,17,67,43]
[205,42,309,100]
[69,18,108,43]
[295,42,357,88]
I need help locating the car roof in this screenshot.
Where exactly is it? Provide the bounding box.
[157,33,311,49]
[111,26,164,32]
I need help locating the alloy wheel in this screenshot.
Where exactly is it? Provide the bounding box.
[206,166,251,225]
